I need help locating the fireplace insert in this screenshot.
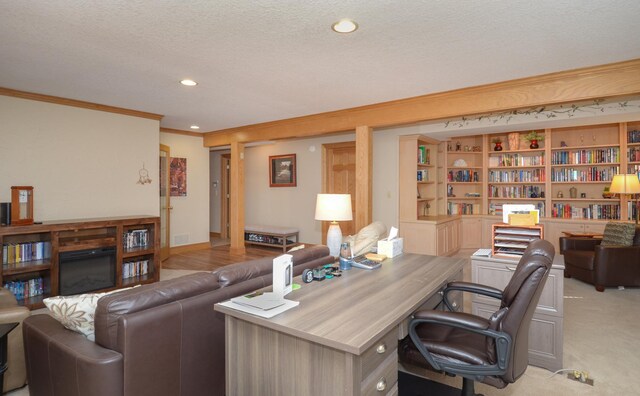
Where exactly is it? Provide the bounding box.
[59,247,116,295]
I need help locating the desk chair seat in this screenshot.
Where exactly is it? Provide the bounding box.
[399,239,555,396]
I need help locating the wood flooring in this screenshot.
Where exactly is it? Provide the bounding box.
[162,244,283,271]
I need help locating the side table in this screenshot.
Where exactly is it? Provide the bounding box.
[0,322,19,392]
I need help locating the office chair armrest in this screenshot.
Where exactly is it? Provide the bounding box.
[409,311,512,376]
[441,281,502,311]
[412,309,490,330]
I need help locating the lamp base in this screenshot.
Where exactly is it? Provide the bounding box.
[326,222,343,257]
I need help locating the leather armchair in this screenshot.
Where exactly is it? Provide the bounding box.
[0,288,29,393]
[560,226,640,292]
[399,239,555,396]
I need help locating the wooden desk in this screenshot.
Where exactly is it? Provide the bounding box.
[215,253,465,396]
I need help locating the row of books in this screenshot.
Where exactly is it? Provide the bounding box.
[123,260,149,279]
[550,204,620,219]
[447,202,480,215]
[628,147,640,162]
[448,169,479,182]
[628,129,640,144]
[4,277,45,300]
[123,229,149,249]
[488,185,543,199]
[488,169,545,183]
[551,148,619,165]
[550,166,618,182]
[417,145,430,165]
[416,169,429,181]
[489,202,545,216]
[2,241,51,265]
[488,153,545,167]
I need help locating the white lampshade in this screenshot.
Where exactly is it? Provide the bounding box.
[315,194,352,256]
[609,174,640,195]
[314,194,353,221]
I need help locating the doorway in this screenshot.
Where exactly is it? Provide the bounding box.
[321,142,356,243]
[159,144,171,261]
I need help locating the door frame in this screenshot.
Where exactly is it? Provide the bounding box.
[159,144,171,261]
[220,154,231,239]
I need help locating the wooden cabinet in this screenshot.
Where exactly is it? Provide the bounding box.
[472,255,564,372]
[400,217,461,256]
[461,216,483,249]
[543,219,607,252]
[0,216,160,309]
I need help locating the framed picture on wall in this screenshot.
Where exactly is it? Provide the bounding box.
[269,154,297,187]
[170,157,187,196]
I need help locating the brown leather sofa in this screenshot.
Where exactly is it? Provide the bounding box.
[0,288,30,393]
[22,246,333,396]
[560,226,640,291]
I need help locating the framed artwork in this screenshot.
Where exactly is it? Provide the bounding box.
[269,154,297,187]
[170,157,187,196]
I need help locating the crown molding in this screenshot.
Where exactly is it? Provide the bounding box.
[0,87,163,121]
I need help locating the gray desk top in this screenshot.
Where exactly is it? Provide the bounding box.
[215,253,465,355]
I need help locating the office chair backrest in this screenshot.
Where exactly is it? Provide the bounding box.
[487,239,554,383]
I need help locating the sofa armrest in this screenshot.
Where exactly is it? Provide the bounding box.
[559,236,601,254]
[0,306,29,393]
[593,245,640,286]
[23,314,123,396]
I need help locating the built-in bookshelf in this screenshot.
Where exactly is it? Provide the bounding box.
[399,134,442,220]
[0,216,159,309]
[486,130,546,218]
[445,135,484,215]
[626,121,640,221]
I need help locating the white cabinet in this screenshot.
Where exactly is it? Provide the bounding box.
[471,255,564,372]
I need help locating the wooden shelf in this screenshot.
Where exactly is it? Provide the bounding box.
[488,148,546,154]
[488,182,545,185]
[2,260,51,276]
[417,181,435,184]
[552,181,612,184]
[447,181,482,184]
[417,163,435,168]
[488,165,545,169]
[58,236,117,252]
[448,197,482,201]
[16,293,48,310]
[447,151,482,155]
[551,143,618,150]
[123,246,154,258]
[551,198,620,202]
[448,166,483,169]
[488,198,546,201]
[550,162,619,167]
[122,273,156,288]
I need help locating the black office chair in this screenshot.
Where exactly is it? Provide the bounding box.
[399,239,555,396]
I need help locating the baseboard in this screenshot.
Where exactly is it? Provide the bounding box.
[210,232,221,238]
[170,242,211,255]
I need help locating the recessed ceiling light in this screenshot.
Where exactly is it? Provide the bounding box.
[331,19,358,34]
[180,79,198,86]
[190,125,200,130]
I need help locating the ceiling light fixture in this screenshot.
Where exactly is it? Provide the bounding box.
[190,125,200,130]
[180,79,198,86]
[331,19,358,34]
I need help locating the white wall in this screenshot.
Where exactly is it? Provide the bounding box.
[0,95,159,221]
[159,132,210,246]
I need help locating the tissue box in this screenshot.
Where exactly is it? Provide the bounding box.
[377,238,403,258]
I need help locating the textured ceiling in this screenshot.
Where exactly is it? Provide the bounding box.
[1,1,640,133]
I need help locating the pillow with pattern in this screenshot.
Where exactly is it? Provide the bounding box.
[601,222,636,247]
[44,286,138,341]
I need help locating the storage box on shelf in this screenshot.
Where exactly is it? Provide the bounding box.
[445,135,484,215]
[0,216,159,309]
[487,130,547,218]
[549,123,622,220]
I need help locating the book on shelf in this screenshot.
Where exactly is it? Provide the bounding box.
[123,229,149,249]
[2,241,51,265]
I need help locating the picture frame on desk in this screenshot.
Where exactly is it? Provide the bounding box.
[269,154,297,187]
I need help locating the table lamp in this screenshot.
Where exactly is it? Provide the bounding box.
[609,174,640,224]
[315,194,353,257]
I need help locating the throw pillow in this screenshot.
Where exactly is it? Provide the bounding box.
[601,222,636,247]
[44,286,138,341]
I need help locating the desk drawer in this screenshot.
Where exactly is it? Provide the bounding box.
[361,327,398,379]
[361,351,398,396]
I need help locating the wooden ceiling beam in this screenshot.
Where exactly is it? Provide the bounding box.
[203,58,640,147]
